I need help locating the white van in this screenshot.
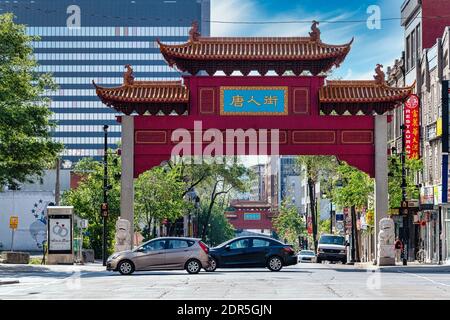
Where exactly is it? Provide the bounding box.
[316,234,348,264]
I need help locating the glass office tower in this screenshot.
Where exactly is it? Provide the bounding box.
[1,0,210,162]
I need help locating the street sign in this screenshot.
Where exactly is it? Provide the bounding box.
[9,216,18,230]
[100,203,108,217]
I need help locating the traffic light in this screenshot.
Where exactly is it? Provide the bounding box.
[100,202,108,217]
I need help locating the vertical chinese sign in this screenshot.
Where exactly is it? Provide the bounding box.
[404,94,420,159]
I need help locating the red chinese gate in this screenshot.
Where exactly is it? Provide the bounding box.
[94,22,413,258]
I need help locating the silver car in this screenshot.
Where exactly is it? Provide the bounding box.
[107,237,210,275]
[297,250,317,263]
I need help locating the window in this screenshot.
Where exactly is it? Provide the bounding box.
[252,239,271,247]
[411,30,416,69]
[406,35,411,71]
[167,239,189,249]
[244,213,261,220]
[141,240,166,251]
[229,239,250,249]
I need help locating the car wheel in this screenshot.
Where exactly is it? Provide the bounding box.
[341,257,347,264]
[267,256,283,272]
[118,260,135,275]
[185,259,201,274]
[204,257,217,272]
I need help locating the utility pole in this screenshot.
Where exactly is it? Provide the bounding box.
[55,157,61,205]
[102,125,109,267]
[400,123,408,266]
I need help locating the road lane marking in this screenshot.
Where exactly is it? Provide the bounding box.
[396,270,450,289]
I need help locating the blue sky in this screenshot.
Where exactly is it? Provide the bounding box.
[210,0,405,80]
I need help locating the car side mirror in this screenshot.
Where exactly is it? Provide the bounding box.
[345,241,350,247]
[225,245,231,251]
[136,247,145,252]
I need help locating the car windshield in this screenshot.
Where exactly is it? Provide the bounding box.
[319,235,345,246]
[300,251,315,256]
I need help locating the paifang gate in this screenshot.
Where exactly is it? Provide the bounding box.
[94,22,413,258]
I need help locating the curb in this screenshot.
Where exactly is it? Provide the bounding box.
[0,280,20,285]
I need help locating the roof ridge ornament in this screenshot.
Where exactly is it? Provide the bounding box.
[123,64,135,86]
[373,63,385,85]
[189,21,201,42]
[309,20,321,42]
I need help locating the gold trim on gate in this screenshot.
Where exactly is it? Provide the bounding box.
[220,86,289,116]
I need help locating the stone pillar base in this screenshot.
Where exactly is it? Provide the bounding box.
[1,252,30,264]
[46,254,73,265]
[378,257,395,266]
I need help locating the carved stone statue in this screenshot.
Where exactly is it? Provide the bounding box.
[373,63,385,84]
[377,217,395,266]
[309,20,321,42]
[115,218,131,252]
[123,64,134,86]
[189,21,201,42]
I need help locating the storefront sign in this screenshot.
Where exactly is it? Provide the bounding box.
[420,186,434,205]
[404,94,420,159]
[220,86,288,115]
[434,185,442,205]
[307,216,313,234]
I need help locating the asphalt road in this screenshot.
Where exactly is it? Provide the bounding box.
[1,262,450,299]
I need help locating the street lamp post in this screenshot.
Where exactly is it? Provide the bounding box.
[102,125,109,267]
[400,124,408,266]
[330,200,333,234]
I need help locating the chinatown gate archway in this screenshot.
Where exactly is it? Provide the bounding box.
[94,22,413,261]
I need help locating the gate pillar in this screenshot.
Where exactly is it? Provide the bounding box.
[374,115,389,263]
[120,115,135,249]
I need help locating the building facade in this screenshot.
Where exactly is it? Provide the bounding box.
[387,0,450,263]
[2,0,209,162]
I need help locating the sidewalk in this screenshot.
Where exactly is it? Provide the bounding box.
[355,261,450,272]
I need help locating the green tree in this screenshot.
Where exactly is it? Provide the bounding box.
[196,158,249,240]
[388,155,422,209]
[318,219,331,235]
[332,162,373,262]
[61,153,121,258]
[0,13,62,188]
[273,202,306,251]
[198,203,235,247]
[134,165,188,240]
[296,156,338,250]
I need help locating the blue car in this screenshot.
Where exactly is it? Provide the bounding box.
[204,236,298,272]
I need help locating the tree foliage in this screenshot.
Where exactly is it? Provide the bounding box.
[61,154,121,258]
[388,155,422,209]
[197,203,235,247]
[296,155,338,249]
[194,158,249,240]
[0,13,62,188]
[332,162,373,210]
[134,165,189,240]
[273,202,306,250]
